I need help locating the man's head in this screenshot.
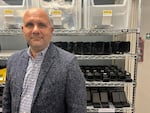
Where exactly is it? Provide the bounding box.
[22,8,54,53]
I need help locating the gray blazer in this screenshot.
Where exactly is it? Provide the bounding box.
[2,43,87,113]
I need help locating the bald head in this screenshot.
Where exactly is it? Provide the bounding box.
[23,8,52,26]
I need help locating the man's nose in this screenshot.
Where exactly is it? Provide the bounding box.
[32,25,40,33]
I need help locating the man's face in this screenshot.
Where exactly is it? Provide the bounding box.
[22,9,53,52]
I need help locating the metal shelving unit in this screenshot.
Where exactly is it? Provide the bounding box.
[0,0,141,113]
[0,29,139,113]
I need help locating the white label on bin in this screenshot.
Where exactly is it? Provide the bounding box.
[98,108,115,112]
[51,10,62,26]
[102,10,112,26]
[103,10,112,16]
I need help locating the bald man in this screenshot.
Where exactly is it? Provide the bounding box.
[2,8,86,113]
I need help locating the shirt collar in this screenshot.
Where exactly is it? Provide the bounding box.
[27,45,49,58]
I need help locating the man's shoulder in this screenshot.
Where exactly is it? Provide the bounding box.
[8,49,28,61]
[55,45,76,61]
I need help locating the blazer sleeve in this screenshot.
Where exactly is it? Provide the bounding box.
[2,58,12,113]
[65,57,87,113]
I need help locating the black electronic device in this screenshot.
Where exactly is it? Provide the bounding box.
[125,72,132,82]
[100,92,109,108]
[109,71,117,81]
[85,69,93,81]
[111,41,120,54]
[119,91,130,107]
[93,69,102,81]
[87,88,92,106]
[74,42,83,55]
[103,42,112,55]
[102,73,110,82]
[92,42,104,55]
[67,42,75,53]
[111,92,122,108]
[82,42,92,55]
[92,92,101,108]
[119,41,130,54]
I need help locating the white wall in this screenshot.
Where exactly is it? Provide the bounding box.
[135,0,150,113]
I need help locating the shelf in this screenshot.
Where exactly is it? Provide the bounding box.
[0,29,139,36]
[87,104,115,113]
[0,84,5,87]
[87,106,133,113]
[86,81,134,87]
[76,54,137,60]
[0,50,18,60]
[0,106,135,113]
[0,81,135,88]
[54,29,139,36]
[0,29,22,35]
[0,50,137,60]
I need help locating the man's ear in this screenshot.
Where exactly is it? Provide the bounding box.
[21,25,24,30]
[50,27,54,32]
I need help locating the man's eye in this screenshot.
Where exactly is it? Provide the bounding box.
[25,23,33,27]
[38,23,47,28]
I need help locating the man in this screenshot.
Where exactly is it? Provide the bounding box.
[2,8,86,113]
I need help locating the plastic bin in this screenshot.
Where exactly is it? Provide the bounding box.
[0,68,6,84]
[84,0,132,29]
[0,0,29,29]
[38,0,82,30]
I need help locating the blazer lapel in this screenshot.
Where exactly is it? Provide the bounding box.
[15,50,29,111]
[32,43,57,105]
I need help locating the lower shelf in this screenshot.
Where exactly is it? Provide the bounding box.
[0,106,133,113]
[87,105,133,113]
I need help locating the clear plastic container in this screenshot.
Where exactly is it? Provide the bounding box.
[84,0,132,29]
[0,0,29,29]
[38,0,82,30]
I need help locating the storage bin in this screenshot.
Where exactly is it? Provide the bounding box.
[84,0,132,29]
[38,0,82,30]
[0,68,6,84]
[0,0,29,29]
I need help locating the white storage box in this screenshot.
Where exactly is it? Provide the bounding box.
[84,0,132,29]
[0,0,29,29]
[38,0,82,30]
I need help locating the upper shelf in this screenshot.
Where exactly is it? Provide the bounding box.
[0,29,140,36]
